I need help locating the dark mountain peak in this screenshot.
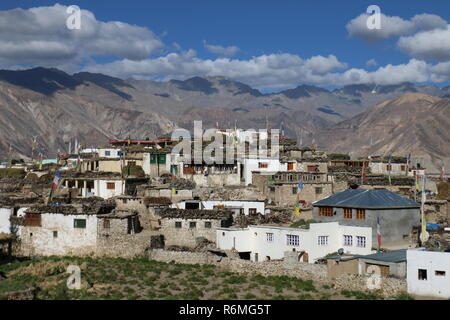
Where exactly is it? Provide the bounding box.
[0,67,82,95]
[217,78,262,97]
[335,84,373,96]
[170,76,218,95]
[280,84,329,99]
[376,82,417,94]
[73,72,134,100]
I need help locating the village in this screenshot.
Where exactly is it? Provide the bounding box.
[0,128,449,300]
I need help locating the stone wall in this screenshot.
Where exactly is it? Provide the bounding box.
[147,249,407,297]
[270,183,333,206]
[148,249,328,281]
[159,218,222,246]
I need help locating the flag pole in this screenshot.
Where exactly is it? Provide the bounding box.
[420,174,427,245]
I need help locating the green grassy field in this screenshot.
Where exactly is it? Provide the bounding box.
[0,256,413,300]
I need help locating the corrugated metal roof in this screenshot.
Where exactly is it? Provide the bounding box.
[358,250,407,263]
[313,189,420,209]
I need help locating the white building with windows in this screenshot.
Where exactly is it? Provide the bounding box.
[407,249,450,298]
[61,177,124,199]
[98,148,122,159]
[216,222,372,263]
[242,158,287,185]
[171,200,266,216]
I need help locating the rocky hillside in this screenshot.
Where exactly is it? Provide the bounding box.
[0,67,449,167]
[316,93,450,172]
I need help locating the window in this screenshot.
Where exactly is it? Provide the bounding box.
[356,236,366,247]
[74,219,86,229]
[269,187,275,192]
[103,219,111,229]
[107,182,115,190]
[356,209,365,220]
[386,164,392,171]
[343,235,353,246]
[307,165,317,172]
[189,222,196,229]
[319,207,333,217]
[344,208,352,219]
[204,221,212,229]
[128,161,136,167]
[286,234,299,246]
[24,213,41,227]
[150,154,157,164]
[157,154,166,164]
[435,270,446,277]
[315,187,323,195]
[401,165,406,171]
[105,150,111,156]
[249,208,257,215]
[53,231,58,238]
[175,221,182,229]
[418,269,427,280]
[292,187,297,194]
[266,233,274,243]
[258,162,268,169]
[318,236,328,246]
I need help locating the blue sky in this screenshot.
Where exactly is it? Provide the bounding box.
[0,0,450,90]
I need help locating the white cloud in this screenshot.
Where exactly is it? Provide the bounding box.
[366,59,378,67]
[346,12,447,43]
[0,4,163,68]
[204,41,240,56]
[83,50,444,89]
[83,51,348,89]
[398,26,450,62]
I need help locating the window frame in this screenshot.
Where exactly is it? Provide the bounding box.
[356,209,366,220]
[343,235,353,246]
[286,234,299,246]
[106,182,116,190]
[103,219,111,229]
[418,269,428,280]
[189,221,197,229]
[266,233,274,243]
[74,219,86,229]
[175,221,182,229]
[343,208,352,219]
[258,162,268,169]
[319,207,333,217]
[318,236,328,246]
[356,236,366,247]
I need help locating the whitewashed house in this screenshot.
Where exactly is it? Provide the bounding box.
[172,200,265,216]
[18,203,140,256]
[407,248,450,298]
[61,176,124,199]
[369,162,408,176]
[98,148,122,158]
[242,158,287,186]
[217,222,372,263]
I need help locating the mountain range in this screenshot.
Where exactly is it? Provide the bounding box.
[0,67,448,172]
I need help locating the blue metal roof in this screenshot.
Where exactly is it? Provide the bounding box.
[358,250,407,263]
[313,189,420,209]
